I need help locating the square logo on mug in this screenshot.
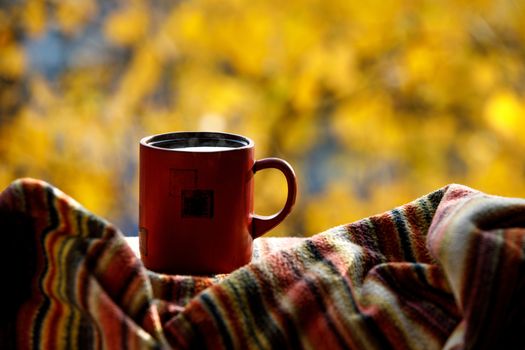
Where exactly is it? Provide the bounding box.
[182,189,214,218]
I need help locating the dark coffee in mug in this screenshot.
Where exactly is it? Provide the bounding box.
[139,131,297,274]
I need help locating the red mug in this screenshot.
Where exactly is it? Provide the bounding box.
[139,131,297,274]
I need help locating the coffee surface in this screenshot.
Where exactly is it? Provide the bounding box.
[177,146,233,152]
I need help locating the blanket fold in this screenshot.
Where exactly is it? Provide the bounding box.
[0,178,524,349]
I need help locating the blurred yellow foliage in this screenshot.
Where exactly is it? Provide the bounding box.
[1,0,525,236]
[104,4,149,46]
[56,0,98,35]
[0,44,25,78]
[22,0,47,37]
[305,182,358,235]
[484,91,525,141]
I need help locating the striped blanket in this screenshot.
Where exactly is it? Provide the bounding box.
[1,178,524,349]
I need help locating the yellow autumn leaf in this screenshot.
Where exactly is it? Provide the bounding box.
[484,90,525,139]
[331,92,403,157]
[405,44,438,82]
[2,109,53,168]
[112,44,161,113]
[322,44,357,95]
[470,60,497,93]
[56,0,97,35]
[467,155,525,198]
[163,4,205,55]
[304,182,361,235]
[104,5,149,46]
[29,76,56,109]
[61,171,116,217]
[22,0,47,37]
[278,114,318,156]
[0,44,26,78]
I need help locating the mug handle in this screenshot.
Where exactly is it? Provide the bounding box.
[251,158,297,238]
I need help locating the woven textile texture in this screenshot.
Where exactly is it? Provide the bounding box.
[1,178,524,349]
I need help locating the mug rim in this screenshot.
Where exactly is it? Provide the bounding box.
[140,131,254,152]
